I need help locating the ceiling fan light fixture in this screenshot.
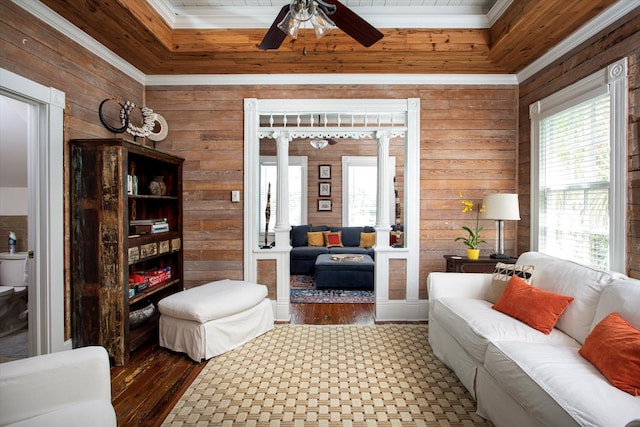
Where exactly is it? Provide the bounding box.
[290,0,314,21]
[277,0,334,40]
[310,139,329,149]
[277,10,301,39]
[259,0,382,51]
[310,7,335,39]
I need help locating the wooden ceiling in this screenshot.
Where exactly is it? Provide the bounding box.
[39,0,617,75]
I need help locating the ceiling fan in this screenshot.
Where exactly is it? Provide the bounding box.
[259,0,383,50]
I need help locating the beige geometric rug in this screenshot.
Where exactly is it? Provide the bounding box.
[162,325,491,426]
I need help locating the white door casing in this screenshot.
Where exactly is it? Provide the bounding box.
[0,68,66,354]
[244,98,425,322]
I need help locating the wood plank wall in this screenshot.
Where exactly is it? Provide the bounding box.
[146,85,518,297]
[517,8,640,278]
[0,3,145,340]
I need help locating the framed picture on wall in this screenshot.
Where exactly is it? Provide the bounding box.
[318,199,332,211]
[319,182,331,196]
[319,165,331,179]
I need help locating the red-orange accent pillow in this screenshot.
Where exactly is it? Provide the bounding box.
[579,312,640,396]
[323,231,343,248]
[492,275,574,334]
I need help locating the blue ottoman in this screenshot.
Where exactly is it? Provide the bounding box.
[314,254,374,290]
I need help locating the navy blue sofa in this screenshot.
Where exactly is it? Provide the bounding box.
[289,225,375,275]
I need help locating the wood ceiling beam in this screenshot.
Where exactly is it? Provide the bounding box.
[117,0,174,52]
[150,51,502,75]
[488,0,617,73]
[172,28,491,54]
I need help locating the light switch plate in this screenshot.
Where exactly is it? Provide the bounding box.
[231,190,240,202]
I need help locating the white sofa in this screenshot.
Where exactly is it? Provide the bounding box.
[0,346,116,427]
[428,251,640,427]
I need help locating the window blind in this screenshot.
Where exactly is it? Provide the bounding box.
[539,93,611,270]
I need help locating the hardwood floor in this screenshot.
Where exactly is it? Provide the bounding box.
[289,302,375,326]
[110,303,374,426]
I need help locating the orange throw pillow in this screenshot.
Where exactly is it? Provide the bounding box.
[307,231,325,247]
[492,275,574,334]
[579,312,640,396]
[323,231,343,248]
[359,232,376,248]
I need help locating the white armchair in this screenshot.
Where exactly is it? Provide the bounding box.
[0,346,116,427]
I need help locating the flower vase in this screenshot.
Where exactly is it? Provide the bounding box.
[466,248,480,260]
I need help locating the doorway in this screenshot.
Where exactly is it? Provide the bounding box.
[0,68,66,356]
[0,96,30,359]
[244,98,422,323]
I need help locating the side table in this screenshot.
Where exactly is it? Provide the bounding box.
[444,254,517,273]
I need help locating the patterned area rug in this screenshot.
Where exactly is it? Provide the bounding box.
[290,275,374,304]
[162,325,490,426]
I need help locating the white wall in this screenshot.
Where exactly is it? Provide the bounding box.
[0,96,28,215]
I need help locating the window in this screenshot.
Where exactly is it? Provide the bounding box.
[530,59,627,272]
[342,156,395,226]
[259,156,307,234]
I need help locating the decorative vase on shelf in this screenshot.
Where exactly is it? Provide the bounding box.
[466,248,480,260]
[149,176,166,196]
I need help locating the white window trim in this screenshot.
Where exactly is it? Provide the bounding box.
[530,58,628,273]
[341,155,395,226]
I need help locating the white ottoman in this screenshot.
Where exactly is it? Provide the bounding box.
[158,279,274,362]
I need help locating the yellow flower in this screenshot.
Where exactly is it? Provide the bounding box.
[455,194,486,249]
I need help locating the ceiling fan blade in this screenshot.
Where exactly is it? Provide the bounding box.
[258,4,290,50]
[328,138,339,145]
[321,0,383,48]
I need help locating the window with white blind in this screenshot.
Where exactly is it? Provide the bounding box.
[530,59,628,272]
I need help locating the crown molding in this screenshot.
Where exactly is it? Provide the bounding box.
[486,0,514,27]
[517,0,640,83]
[144,73,517,86]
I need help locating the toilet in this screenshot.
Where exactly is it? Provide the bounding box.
[0,252,29,338]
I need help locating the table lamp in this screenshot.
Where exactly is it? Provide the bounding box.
[481,193,520,259]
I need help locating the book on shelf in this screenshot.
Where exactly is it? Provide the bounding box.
[151,222,169,233]
[130,218,168,226]
[130,218,169,235]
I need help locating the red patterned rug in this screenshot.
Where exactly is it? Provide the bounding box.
[290,275,374,304]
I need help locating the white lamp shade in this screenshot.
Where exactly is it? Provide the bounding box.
[481,193,520,220]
